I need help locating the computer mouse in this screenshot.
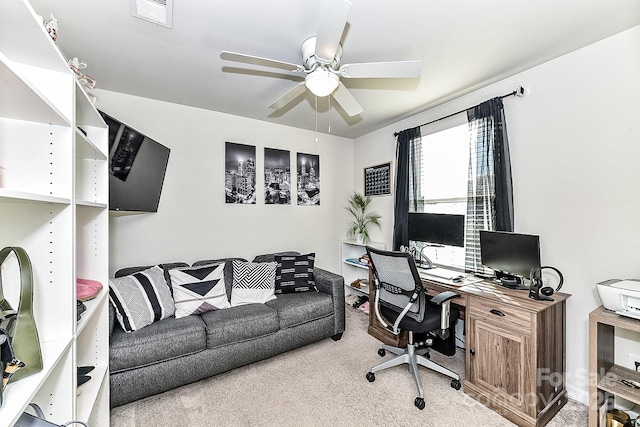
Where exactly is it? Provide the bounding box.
[452,276,464,283]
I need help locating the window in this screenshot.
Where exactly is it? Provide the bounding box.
[401,97,512,274]
[409,118,469,269]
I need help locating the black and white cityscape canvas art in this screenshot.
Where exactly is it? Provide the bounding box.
[297,152,320,206]
[225,142,256,204]
[264,148,291,205]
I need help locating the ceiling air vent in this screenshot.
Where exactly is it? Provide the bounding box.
[130,0,173,28]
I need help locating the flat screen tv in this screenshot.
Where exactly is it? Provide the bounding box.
[100,111,170,212]
[479,230,541,279]
[408,212,465,247]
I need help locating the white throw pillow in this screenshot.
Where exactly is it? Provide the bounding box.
[230,260,277,306]
[170,263,231,318]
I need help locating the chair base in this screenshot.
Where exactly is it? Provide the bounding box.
[368,333,460,408]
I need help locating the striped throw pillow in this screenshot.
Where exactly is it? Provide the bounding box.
[108,265,175,332]
[274,253,317,294]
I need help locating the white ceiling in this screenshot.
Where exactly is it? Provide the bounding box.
[29,0,640,139]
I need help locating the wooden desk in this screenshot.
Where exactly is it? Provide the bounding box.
[367,274,570,427]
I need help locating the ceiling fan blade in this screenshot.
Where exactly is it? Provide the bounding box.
[332,82,363,117]
[340,60,422,79]
[315,0,352,62]
[268,82,308,110]
[221,51,304,72]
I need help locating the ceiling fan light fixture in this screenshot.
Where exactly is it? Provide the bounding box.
[305,70,339,97]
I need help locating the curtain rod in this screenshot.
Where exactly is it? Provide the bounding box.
[393,86,525,137]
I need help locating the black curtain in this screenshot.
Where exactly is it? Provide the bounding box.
[467,97,514,232]
[465,97,514,271]
[492,99,514,232]
[392,126,421,251]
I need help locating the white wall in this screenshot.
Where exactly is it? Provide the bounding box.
[353,26,640,403]
[96,91,354,276]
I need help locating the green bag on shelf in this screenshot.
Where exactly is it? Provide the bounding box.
[0,247,43,383]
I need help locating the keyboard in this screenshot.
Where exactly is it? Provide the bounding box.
[419,267,464,281]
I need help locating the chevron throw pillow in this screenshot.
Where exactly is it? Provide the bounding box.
[109,265,175,332]
[230,260,277,306]
[274,253,317,294]
[170,263,231,318]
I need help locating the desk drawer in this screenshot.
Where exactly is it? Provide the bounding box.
[469,298,532,333]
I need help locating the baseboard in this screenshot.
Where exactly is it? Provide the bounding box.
[566,382,589,406]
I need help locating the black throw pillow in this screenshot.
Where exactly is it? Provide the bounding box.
[274,253,317,294]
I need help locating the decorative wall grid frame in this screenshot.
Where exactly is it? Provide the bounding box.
[364,162,392,196]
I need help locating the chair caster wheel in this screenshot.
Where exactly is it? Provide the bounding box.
[366,372,375,382]
[414,397,425,410]
[377,348,386,357]
[451,379,461,390]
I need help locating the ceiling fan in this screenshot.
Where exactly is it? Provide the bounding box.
[220,0,422,117]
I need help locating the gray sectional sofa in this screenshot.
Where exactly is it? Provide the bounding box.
[108,253,345,408]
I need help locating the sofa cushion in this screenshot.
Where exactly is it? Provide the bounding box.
[274,253,318,294]
[109,265,175,332]
[110,314,207,373]
[170,263,230,318]
[230,260,277,306]
[200,303,279,349]
[266,292,334,329]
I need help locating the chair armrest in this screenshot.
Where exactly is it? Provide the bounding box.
[314,267,345,335]
[430,290,460,305]
[429,291,460,338]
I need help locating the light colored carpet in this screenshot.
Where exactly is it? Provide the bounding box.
[110,306,587,426]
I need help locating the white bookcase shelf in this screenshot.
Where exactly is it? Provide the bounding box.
[0,59,68,125]
[0,1,109,425]
[341,240,385,296]
[0,188,71,204]
[0,337,74,425]
[76,129,107,161]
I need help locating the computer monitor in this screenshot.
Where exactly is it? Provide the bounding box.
[408,212,465,247]
[479,230,541,280]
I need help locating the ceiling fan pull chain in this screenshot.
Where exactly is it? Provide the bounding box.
[328,96,332,134]
[315,95,319,142]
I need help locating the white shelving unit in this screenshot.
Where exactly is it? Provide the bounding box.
[341,240,385,296]
[0,1,109,425]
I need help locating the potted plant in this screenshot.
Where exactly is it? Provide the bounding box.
[345,191,382,244]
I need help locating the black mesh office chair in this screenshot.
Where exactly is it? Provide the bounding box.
[364,246,462,409]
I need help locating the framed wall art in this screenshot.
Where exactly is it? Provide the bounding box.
[364,162,392,196]
[297,152,320,206]
[264,147,291,205]
[225,141,256,204]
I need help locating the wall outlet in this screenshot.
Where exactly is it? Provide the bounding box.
[627,353,640,371]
